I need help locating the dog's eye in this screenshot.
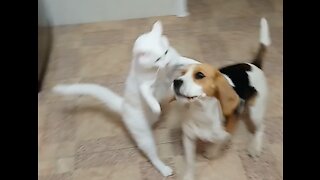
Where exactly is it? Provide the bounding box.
[195,72,205,79]
[165,50,168,55]
[155,57,161,62]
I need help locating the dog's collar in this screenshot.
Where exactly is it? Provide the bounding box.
[155,49,169,62]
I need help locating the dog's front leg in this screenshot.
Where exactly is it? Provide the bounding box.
[183,133,196,180]
[203,130,231,159]
[140,81,161,115]
[203,114,231,159]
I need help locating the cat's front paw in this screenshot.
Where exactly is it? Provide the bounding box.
[159,165,173,177]
[151,103,161,115]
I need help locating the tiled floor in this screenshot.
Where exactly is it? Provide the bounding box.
[38,0,283,179]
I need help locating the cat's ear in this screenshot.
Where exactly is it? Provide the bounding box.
[151,21,163,36]
[162,35,169,47]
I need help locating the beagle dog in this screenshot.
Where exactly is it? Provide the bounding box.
[173,18,271,180]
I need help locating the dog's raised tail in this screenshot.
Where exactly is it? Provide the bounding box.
[53,84,123,114]
[252,18,271,69]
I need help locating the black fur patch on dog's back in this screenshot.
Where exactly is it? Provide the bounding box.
[219,63,257,101]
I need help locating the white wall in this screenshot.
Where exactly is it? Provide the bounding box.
[38,0,50,26]
[42,0,186,26]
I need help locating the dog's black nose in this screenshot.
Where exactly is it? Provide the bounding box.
[173,79,183,89]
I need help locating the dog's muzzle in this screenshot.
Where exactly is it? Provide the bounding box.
[173,79,183,94]
[173,79,199,100]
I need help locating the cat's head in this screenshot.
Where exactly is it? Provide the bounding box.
[133,21,172,69]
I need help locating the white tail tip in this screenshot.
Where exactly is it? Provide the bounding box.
[52,85,71,95]
[260,18,271,46]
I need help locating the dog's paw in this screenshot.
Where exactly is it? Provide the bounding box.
[220,131,231,141]
[211,129,230,143]
[247,143,262,158]
[159,165,173,177]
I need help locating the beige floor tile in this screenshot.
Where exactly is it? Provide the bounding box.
[211,0,255,19]
[56,157,74,173]
[139,157,177,180]
[38,172,72,180]
[262,12,283,28]
[73,164,141,180]
[272,0,283,13]
[39,143,59,161]
[76,134,135,154]
[79,44,130,78]
[39,141,76,161]
[44,48,82,81]
[197,33,229,64]
[82,29,125,47]
[52,28,82,49]
[269,143,283,177]
[219,31,259,62]
[74,148,146,169]
[270,27,283,54]
[74,106,125,141]
[170,36,204,61]
[158,142,177,159]
[247,0,275,14]
[172,155,186,178]
[266,76,283,119]
[264,47,283,77]
[197,150,247,180]
[42,104,77,143]
[38,100,48,130]
[265,117,283,144]
[238,144,282,180]
[154,128,172,144]
[39,129,44,152]
[49,47,80,62]
[52,23,82,40]
[38,160,57,176]
[216,16,261,33]
[56,141,76,158]
[231,121,251,150]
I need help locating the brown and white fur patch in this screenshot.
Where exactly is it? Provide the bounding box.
[173,18,270,180]
[173,64,240,180]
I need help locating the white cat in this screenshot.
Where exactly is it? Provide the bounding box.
[53,21,200,176]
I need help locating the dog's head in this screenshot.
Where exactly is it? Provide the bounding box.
[173,63,240,116]
[133,21,171,69]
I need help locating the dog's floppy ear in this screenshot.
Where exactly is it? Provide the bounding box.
[151,21,163,36]
[215,72,240,116]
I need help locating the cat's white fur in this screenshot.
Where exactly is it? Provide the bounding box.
[53,21,200,176]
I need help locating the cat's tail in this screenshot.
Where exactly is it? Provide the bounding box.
[53,83,123,114]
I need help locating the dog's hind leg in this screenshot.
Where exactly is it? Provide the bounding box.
[247,96,266,158]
